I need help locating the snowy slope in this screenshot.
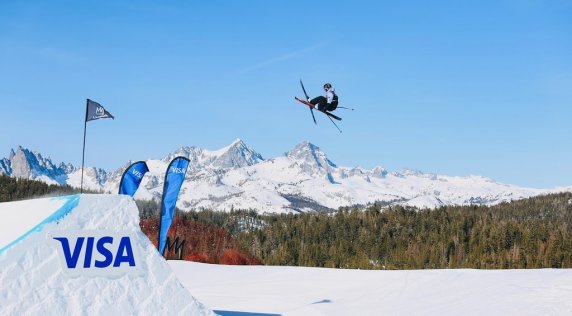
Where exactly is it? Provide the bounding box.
[2,139,568,213]
[0,195,214,315]
[170,261,572,316]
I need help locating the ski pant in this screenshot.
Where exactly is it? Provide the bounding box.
[310,96,330,112]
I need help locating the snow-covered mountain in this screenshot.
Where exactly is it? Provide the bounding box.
[0,146,108,190]
[1,147,72,185]
[1,139,563,213]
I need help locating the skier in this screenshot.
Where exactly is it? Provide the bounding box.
[308,83,338,112]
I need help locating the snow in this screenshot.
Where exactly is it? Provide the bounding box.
[1,195,572,315]
[402,194,445,209]
[171,262,572,316]
[5,140,566,214]
[131,141,556,212]
[208,138,247,157]
[0,195,214,315]
[0,197,69,251]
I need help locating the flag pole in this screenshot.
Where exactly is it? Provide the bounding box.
[81,99,88,194]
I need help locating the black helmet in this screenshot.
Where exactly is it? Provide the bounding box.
[323,83,332,89]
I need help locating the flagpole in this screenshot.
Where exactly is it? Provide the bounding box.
[81,99,88,194]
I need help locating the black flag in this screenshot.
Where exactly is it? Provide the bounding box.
[81,98,114,193]
[86,99,114,122]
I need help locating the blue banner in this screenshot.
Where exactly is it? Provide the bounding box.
[118,161,149,197]
[158,156,190,255]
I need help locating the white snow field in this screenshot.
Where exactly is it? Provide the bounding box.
[0,194,214,315]
[1,195,572,315]
[171,262,572,316]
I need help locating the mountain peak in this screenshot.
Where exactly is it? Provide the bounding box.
[162,140,263,171]
[287,141,337,169]
[230,138,244,147]
[370,166,388,178]
[211,139,263,169]
[6,146,71,184]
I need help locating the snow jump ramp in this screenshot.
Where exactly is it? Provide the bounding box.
[0,194,215,315]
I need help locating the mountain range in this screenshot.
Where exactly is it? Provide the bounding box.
[0,139,564,213]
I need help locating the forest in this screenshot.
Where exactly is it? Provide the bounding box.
[234,195,572,269]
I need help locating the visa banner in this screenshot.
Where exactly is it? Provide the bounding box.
[158,156,190,256]
[118,161,149,197]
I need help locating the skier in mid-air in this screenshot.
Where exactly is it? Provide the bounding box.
[308,83,338,112]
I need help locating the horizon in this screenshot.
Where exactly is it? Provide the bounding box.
[1,1,571,188]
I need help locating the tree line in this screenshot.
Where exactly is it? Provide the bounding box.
[0,174,77,202]
[231,193,572,269]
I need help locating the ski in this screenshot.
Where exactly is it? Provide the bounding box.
[300,79,317,124]
[294,97,342,121]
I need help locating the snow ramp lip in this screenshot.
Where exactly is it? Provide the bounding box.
[0,194,80,254]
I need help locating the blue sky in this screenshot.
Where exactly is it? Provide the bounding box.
[0,0,571,188]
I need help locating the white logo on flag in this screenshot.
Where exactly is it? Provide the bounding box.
[170,167,185,174]
[95,106,105,117]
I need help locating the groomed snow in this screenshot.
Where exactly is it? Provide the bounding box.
[170,261,572,316]
[0,197,68,251]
